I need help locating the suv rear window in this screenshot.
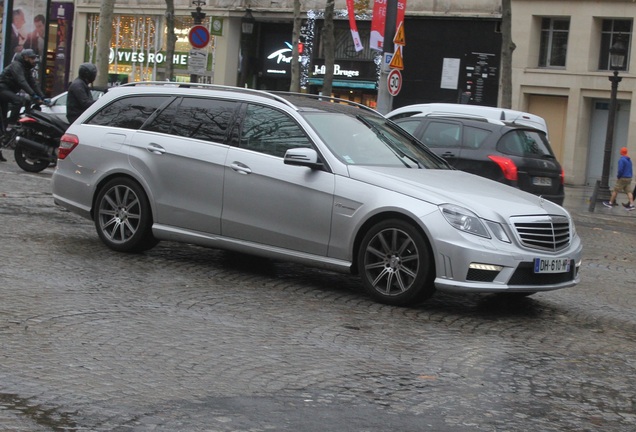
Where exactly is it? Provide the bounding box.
[87,95,170,130]
[498,130,553,157]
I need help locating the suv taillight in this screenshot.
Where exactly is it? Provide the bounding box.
[560,168,565,184]
[58,133,79,160]
[488,155,518,181]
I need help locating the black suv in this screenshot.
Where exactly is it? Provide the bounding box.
[393,115,565,205]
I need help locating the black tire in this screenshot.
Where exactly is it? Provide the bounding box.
[14,141,50,173]
[94,177,158,253]
[358,219,435,306]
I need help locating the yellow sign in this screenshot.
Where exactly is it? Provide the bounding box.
[389,46,404,70]
[393,22,406,46]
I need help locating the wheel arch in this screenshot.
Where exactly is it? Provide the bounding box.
[90,172,155,221]
[351,211,435,276]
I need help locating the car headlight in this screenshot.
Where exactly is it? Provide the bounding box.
[439,204,491,238]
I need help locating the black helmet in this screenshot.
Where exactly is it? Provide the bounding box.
[79,63,97,83]
[21,49,37,59]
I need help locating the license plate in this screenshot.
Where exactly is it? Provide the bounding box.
[534,257,571,274]
[532,176,552,186]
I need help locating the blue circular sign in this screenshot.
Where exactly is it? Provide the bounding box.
[188,25,210,49]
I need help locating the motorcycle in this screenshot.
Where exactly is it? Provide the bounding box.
[3,102,68,173]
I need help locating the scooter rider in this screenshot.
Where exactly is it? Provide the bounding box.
[0,49,48,161]
[66,63,98,124]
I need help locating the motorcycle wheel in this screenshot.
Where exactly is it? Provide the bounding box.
[14,141,51,173]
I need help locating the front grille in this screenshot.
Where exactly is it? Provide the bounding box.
[508,261,576,285]
[511,215,571,252]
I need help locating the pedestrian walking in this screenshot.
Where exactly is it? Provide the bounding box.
[603,147,635,210]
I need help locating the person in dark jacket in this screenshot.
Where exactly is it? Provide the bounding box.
[66,63,98,124]
[0,49,47,161]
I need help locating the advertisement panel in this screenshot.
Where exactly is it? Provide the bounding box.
[3,0,49,85]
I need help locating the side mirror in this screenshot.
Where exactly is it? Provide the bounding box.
[284,148,323,169]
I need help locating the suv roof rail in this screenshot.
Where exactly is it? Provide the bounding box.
[270,91,380,114]
[418,112,504,124]
[119,81,299,110]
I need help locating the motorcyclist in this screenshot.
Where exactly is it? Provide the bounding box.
[66,63,98,124]
[0,49,48,161]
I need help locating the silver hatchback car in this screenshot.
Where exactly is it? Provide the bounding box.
[51,83,582,306]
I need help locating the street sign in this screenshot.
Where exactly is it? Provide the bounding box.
[188,25,210,49]
[387,69,402,96]
[389,46,404,70]
[393,22,406,46]
[188,48,208,74]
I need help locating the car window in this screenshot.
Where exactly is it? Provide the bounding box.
[463,126,490,149]
[498,129,554,157]
[304,112,448,169]
[144,97,238,143]
[240,104,312,157]
[388,111,423,120]
[87,95,170,130]
[393,119,422,135]
[421,121,461,148]
[55,94,68,106]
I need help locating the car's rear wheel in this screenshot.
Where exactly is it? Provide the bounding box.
[94,178,158,253]
[358,219,435,306]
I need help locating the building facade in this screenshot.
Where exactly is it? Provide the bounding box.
[511,0,635,187]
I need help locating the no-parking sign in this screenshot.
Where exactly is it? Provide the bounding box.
[188,25,210,49]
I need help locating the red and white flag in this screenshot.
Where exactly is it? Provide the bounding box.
[370,0,407,51]
[346,0,364,52]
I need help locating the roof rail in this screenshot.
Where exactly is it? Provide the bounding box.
[270,91,380,114]
[118,81,299,110]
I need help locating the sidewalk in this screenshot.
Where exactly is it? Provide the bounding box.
[563,184,636,226]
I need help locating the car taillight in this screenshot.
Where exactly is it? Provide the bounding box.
[488,155,518,181]
[560,168,565,184]
[58,133,79,160]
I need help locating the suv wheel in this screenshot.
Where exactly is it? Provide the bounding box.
[94,178,158,252]
[358,219,435,306]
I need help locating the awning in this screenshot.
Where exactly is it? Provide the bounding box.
[307,78,377,90]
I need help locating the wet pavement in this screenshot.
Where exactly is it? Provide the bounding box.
[1,155,636,431]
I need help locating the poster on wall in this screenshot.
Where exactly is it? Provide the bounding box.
[3,0,49,77]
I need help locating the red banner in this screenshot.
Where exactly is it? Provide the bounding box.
[370,0,406,51]
[346,0,364,52]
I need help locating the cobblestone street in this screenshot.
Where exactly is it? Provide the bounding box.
[1,156,636,431]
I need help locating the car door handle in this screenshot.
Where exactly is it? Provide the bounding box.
[146,143,166,155]
[230,161,252,175]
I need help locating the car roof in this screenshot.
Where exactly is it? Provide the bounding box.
[114,82,382,117]
[394,113,546,134]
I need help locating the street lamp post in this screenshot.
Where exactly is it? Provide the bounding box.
[239,8,256,88]
[589,39,627,211]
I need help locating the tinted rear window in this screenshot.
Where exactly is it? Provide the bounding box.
[498,130,554,157]
[87,96,170,130]
[144,97,239,143]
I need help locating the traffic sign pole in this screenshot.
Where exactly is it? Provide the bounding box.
[376,0,398,115]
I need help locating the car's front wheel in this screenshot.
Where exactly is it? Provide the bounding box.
[358,219,435,306]
[94,178,158,253]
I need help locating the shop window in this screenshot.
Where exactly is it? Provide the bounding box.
[538,18,569,68]
[240,105,311,157]
[87,96,170,129]
[599,19,632,71]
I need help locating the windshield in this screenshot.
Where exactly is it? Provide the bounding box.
[303,112,449,169]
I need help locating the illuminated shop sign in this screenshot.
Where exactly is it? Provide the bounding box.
[312,64,360,78]
[108,48,190,66]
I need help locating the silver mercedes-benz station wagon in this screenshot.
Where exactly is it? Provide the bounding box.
[51,83,582,306]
